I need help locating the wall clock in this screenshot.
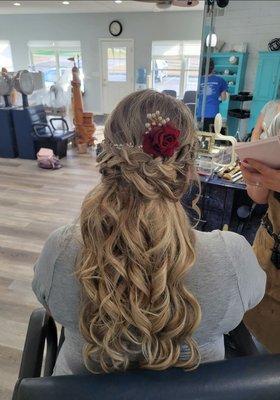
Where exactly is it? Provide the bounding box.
[109,20,123,37]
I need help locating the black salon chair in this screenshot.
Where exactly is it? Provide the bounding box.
[182,90,197,104]
[11,105,75,159]
[29,105,75,158]
[182,91,197,116]
[13,308,280,400]
[186,103,196,116]
[162,90,177,98]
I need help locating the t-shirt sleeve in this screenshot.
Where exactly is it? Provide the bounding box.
[219,77,228,94]
[32,226,70,308]
[221,232,266,312]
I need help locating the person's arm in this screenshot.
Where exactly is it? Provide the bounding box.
[219,78,228,102]
[245,182,270,204]
[240,162,270,204]
[240,158,280,203]
[240,163,269,204]
[242,159,280,192]
[251,113,264,141]
[220,91,228,101]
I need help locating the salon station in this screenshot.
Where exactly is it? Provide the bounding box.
[0,1,280,399]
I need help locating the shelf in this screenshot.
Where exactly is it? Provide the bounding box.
[228,109,250,119]
[217,74,237,79]
[212,52,248,121]
[230,94,253,101]
[212,55,242,60]
[214,65,239,68]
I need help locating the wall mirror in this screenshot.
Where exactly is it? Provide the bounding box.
[196,0,280,144]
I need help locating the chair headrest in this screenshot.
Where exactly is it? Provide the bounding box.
[14,355,280,400]
[27,105,47,124]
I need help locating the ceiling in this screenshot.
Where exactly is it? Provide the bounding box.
[0,0,204,14]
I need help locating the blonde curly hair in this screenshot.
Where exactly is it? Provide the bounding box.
[77,89,201,373]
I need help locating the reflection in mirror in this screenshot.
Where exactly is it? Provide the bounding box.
[197,0,280,143]
[185,7,280,325]
[196,1,218,132]
[151,41,201,100]
[195,0,280,180]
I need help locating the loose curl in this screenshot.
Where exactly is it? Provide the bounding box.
[77,90,201,373]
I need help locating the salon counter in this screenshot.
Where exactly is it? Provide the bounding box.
[200,174,246,191]
[181,175,266,244]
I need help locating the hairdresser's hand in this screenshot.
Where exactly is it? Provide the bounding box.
[240,159,280,193]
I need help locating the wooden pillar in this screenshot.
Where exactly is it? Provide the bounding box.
[71,63,95,148]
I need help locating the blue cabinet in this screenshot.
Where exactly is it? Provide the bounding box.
[211,52,248,120]
[0,108,18,158]
[248,52,280,131]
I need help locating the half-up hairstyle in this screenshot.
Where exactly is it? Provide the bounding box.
[77,89,201,373]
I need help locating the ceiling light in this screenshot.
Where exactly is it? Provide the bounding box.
[114,0,123,3]
[13,2,21,6]
[62,1,70,5]
[206,33,218,47]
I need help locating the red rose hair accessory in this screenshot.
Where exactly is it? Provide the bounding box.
[142,111,181,158]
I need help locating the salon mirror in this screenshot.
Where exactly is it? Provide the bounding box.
[196,0,280,143]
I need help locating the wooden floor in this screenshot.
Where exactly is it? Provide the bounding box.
[0,150,100,399]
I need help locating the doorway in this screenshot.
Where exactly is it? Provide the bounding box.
[100,39,134,114]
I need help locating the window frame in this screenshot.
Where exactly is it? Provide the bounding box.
[28,41,82,88]
[151,40,201,98]
[0,40,14,72]
[107,46,127,82]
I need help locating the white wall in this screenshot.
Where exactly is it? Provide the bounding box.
[214,0,280,92]
[0,11,203,113]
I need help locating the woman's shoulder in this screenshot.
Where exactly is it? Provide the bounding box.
[193,230,266,310]
[193,229,259,278]
[47,223,81,245]
[46,223,82,268]
[194,229,248,256]
[34,223,81,280]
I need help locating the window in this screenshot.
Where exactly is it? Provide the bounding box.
[29,41,83,90]
[151,41,201,98]
[107,47,127,82]
[0,41,13,71]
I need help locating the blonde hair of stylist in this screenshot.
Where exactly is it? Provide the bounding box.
[251,99,280,141]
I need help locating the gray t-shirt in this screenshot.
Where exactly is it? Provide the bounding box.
[32,225,266,376]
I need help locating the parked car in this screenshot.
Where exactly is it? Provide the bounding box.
[154,59,168,82]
